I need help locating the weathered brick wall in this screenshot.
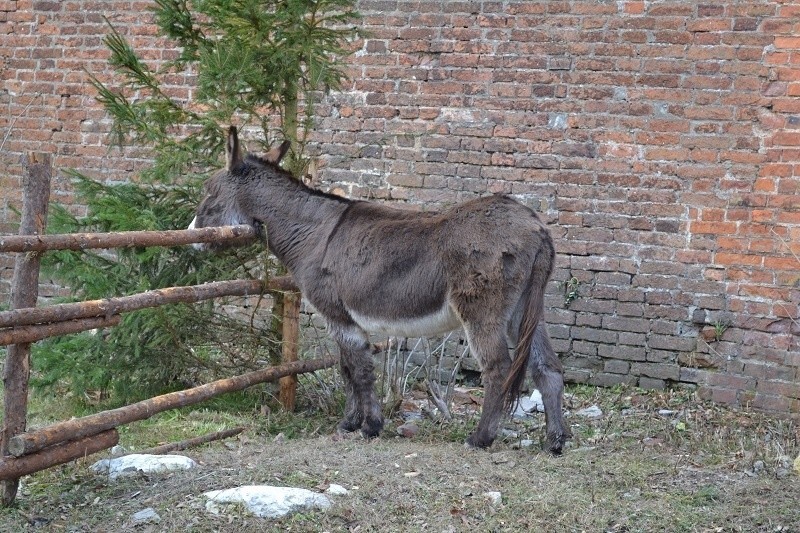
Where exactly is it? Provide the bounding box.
[1,1,799,413]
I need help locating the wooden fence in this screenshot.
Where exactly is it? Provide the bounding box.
[0,153,336,506]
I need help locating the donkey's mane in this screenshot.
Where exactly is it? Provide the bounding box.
[244,152,285,170]
[242,153,352,206]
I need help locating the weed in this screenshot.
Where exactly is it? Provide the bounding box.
[712,319,730,341]
[564,276,581,307]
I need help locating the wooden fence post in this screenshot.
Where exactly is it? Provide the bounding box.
[279,291,302,411]
[2,153,51,506]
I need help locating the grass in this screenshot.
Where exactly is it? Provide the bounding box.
[0,379,798,532]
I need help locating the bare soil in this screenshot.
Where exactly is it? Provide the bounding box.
[2,387,799,532]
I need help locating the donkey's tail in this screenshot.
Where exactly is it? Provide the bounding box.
[502,231,555,412]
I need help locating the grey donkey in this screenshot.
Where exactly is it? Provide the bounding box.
[190,126,570,454]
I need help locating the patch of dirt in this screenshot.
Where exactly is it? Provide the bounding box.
[4,390,800,532]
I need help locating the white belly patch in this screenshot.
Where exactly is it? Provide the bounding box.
[348,303,462,337]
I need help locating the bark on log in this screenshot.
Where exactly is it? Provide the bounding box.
[136,427,245,456]
[0,430,118,481]
[2,153,50,505]
[0,225,257,253]
[279,292,301,411]
[8,355,337,457]
[0,276,297,329]
[0,315,121,346]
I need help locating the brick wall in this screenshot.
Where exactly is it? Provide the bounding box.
[1,1,799,413]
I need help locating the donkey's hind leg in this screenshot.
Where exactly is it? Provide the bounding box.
[463,329,512,449]
[332,325,384,438]
[529,322,570,454]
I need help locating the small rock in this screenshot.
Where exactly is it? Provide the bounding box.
[483,491,502,506]
[658,409,676,416]
[273,432,286,444]
[326,483,349,496]
[110,445,127,456]
[512,390,545,418]
[753,460,765,475]
[396,422,419,438]
[576,405,603,419]
[623,488,641,500]
[528,390,545,411]
[402,410,424,421]
[131,507,160,525]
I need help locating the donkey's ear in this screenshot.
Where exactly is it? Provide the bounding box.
[225,126,244,171]
[263,140,291,165]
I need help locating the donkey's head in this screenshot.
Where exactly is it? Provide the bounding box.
[189,126,290,250]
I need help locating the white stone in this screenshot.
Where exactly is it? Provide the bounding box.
[203,485,331,519]
[512,390,546,418]
[110,445,127,456]
[326,483,349,496]
[483,491,502,506]
[90,454,197,481]
[131,507,160,525]
[576,405,603,419]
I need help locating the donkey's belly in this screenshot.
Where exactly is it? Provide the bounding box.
[347,303,461,337]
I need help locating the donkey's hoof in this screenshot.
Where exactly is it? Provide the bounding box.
[544,431,570,456]
[465,433,494,450]
[360,417,384,439]
[337,417,363,434]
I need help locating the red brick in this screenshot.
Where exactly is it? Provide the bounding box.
[714,253,764,267]
[691,221,738,234]
[764,256,800,270]
[774,36,800,50]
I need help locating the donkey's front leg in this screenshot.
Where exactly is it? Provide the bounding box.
[464,333,511,449]
[332,325,384,438]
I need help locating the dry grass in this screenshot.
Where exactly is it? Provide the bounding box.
[1,382,798,532]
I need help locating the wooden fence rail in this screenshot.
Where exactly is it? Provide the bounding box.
[0,431,120,482]
[0,315,123,346]
[0,224,257,253]
[0,277,295,331]
[0,355,336,479]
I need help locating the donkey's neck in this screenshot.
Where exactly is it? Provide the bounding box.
[239,171,350,271]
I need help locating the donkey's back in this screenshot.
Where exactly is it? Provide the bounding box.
[302,194,550,336]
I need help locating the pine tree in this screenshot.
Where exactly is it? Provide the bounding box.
[38,0,361,405]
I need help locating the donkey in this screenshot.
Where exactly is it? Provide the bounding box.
[190,126,569,454]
